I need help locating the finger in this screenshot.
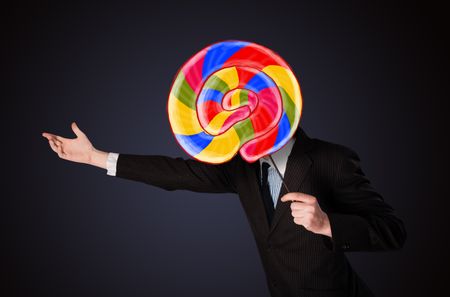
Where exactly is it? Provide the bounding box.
[55,135,68,142]
[71,122,85,137]
[291,207,315,214]
[42,132,58,141]
[290,202,310,210]
[281,193,315,204]
[53,139,62,146]
[42,132,68,142]
[49,140,65,156]
[293,217,310,229]
[290,203,316,212]
[291,209,314,217]
[49,140,60,154]
[291,209,314,218]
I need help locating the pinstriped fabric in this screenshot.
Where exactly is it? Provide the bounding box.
[114,127,404,297]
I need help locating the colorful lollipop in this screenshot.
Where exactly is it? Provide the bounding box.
[167,40,302,164]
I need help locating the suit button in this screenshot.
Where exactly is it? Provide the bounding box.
[267,244,272,252]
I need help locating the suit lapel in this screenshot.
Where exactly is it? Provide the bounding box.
[248,161,271,235]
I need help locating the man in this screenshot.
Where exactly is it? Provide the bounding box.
[42,122,407,297]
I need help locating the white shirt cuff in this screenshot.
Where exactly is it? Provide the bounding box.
[106,152,119,176]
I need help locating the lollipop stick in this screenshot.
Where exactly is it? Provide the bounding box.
[268,155,290,193]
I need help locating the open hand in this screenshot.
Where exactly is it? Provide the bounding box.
[42,122,95,164]
[280,192,332,238]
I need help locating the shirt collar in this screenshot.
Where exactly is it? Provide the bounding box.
[259,136,296,177]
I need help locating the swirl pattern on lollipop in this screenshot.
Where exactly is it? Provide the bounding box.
[167,40,302,164]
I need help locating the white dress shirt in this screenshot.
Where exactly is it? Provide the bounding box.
[106,136,296,208]
[106,152,119,176]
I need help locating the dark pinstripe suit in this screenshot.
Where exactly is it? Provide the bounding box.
[114,127,406,297]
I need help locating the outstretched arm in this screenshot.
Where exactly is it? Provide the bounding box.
[111,153,236,193]
[324,145,407,252]
[42,122,237,194]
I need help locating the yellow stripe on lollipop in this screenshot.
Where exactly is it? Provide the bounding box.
[214,66,239,90]
[205,111,233,134]
[195,127,241,163]
[168,93,203,135]
[230,90,241,108]
[262,65,301,106]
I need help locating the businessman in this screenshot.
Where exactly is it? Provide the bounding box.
[42,122,406,297]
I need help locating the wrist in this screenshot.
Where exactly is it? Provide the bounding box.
[89,148,108,169]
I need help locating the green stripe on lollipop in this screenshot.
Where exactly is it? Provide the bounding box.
[172,72,196,110]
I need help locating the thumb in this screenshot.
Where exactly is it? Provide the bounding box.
[71,121,85,137]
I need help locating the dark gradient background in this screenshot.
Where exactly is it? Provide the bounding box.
[4,1,449,296]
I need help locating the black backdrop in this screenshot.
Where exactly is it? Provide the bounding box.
[4,1,449,296]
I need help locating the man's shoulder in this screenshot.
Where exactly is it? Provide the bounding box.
[309,137,360,162]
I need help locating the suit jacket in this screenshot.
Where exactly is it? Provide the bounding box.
[114,127,407,297]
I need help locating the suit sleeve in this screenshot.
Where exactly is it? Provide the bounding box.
[322,146,407,252]
[114,153,237,194]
